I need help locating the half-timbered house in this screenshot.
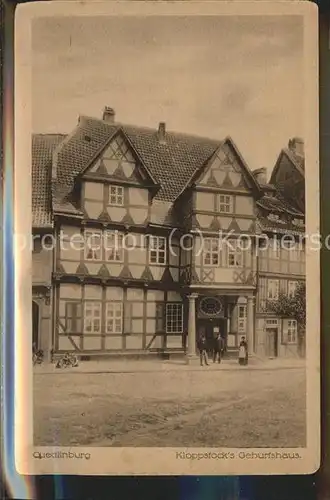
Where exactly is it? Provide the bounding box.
[32,108,305,361]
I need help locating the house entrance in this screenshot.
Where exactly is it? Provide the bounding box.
[265,327,278,358]
[197,318,227,355]
[32,301,39,351]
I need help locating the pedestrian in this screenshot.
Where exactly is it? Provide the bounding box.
[198,333,209,366]
[238,336,248,366]
[213,333,224,363]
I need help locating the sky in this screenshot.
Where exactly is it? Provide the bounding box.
[32,15,304,176]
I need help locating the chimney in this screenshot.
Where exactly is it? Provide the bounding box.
[158,122,166,144]
[102,106,115,123]
[288,137,304,157]
[252,167,267,185]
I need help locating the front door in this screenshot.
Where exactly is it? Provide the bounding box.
[266,328,278,358]
[198,319,227,354]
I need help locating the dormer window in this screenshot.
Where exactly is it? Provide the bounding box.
[218,195,233,213]
[109,185,124,206]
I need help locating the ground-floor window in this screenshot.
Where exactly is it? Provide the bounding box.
[237,305,247,333]
[287,319,297,344]
[282,318,298,344]
[106,302,123,334]
[165,303,183,334]
[65,302,83,333]
[84,302,102,333]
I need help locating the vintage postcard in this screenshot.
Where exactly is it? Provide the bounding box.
[14,1,319,475]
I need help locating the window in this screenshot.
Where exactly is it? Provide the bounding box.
[166,303,183,334]
[65,302,82,333]
[270,239,280,259]
[84,302,101,333]
[84,231,102,261]
[105,302,123,334]
[108,185,124,206]
[218,195,233,213]
[227,240,242,267]
[288,281,298,298]
[104,231,123,262]
[149,236,166,265]
[288,241,300,261]
[266,319,279,326]
[32,238,42,253]
[267,280,279,300]
[203,238,220,266]
[238,305,247,332]
[199,297,223,317]
[287,319,297,344]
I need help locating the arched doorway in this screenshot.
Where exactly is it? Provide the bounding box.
[32,301,39,350]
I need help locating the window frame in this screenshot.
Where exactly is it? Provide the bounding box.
[267,279,280,301]
[105,302,123,334]
[270,238,280,260]
[166,303,183,334]
[203,238,220,267]
[288,280,298,298]
[84,301,102,334]
[287,319,298,344]
[104,230,124,263]
[84,230,102,261]
[237,305,247,333]
[149,236,167,265]
[108,184,124,207]
[227,239,242,268]
[65,302,82,334]
[288,241,300,262]
[218,194,233,214]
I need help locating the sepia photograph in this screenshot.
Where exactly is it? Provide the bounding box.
[14,1,319,475]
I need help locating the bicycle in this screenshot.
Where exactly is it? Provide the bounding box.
[32,349,44,366]
[55,352,79,368]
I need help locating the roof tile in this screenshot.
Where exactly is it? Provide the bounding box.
[32,133,66,228]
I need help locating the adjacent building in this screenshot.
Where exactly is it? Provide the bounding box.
[32,108,305,361]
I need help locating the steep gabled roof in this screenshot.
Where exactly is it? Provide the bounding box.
[178,136,262,199]
[77,126,160,188]
[270,148,305,185]
[52,115,221,212]
[32,133,66,228]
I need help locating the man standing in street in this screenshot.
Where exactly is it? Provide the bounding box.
[198,333,209,366]
[213,333,224,363]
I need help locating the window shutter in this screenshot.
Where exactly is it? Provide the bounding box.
[282,319,289,344]
[124,303,132,335]
[76,303,82,334]
[156,303,165,333]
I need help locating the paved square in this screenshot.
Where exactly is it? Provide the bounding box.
[34,361,306,448]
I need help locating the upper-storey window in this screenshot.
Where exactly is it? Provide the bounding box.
[288,241,300,261]
[149,236,166,265]
[203,238,220,266]
[267,279,279,300]
[227,239,242,268]
[84,231,102,261]
[109,185,124,206]
[269,238,280,259]
[288,280,298,298]
[104,231,124,262]
[218,194,233,214]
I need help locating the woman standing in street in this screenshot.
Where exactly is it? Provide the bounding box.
[238,337,248,366]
